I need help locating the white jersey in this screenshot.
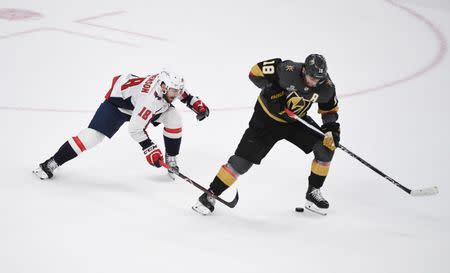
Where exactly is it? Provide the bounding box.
[104,73,189,144]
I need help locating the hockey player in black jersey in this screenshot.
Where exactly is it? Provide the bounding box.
[192,54,340,216]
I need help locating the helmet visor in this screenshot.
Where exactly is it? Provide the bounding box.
[166,87,182,97]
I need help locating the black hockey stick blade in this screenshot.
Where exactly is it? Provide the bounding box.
[219,190,239,208]
[160,162,239,208]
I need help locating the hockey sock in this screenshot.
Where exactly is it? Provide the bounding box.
[53,141,78,166]
[209,164,239,196]
[308,159,330,188]
[308,173,326,189]
[53,129,105,166]
[163,135,181,156]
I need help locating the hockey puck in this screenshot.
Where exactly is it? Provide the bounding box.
[295,207,304,212]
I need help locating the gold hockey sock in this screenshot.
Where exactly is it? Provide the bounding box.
[209,164,238,195]
[309,160,330,188]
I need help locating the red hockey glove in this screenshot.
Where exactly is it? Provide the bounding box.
[143,144,163,168]
[190,97,210,121]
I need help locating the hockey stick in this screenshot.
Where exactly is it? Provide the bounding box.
[160,162,239,208]
[284,108,439,197]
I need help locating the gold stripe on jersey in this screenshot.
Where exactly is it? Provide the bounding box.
[250,64,264,77]
[217,165,237,186]
[258,96,287,123]
[311,160,330,176]
[318,106,339,114]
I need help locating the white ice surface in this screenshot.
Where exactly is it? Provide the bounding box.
[1,0,449,272]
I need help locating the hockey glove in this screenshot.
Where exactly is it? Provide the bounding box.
[143,144,163,168]
[321,122,340,151]
[190,97,210,121]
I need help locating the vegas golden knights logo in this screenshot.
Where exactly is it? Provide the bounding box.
[287,96,305,114]
[285,92,319,116]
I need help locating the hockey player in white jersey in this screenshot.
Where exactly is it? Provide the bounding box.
[33,70,209,180]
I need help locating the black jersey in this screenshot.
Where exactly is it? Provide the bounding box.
[248,58,339,124]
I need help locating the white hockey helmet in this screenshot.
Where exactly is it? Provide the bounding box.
[159,70,185,93]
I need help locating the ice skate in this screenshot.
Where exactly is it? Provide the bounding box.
[192,192,216,215]
[32,157,59,180]
[305,186,329,216]
[165,153,179,180]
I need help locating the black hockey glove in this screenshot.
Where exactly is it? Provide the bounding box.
[321,122,340,150]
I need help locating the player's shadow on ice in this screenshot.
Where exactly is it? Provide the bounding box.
[41,172,176,196]
[146,174,174,183]
[55,176,139,194]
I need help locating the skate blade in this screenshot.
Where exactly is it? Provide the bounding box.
[192,203,212,216]
[167,171,176,181]
[32,168,49,180]
[305,201,328,216]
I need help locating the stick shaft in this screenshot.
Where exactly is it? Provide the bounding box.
[287,110,413,194]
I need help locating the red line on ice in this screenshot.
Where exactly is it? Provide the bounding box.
[0,1,447,113]
[75,11,168,41]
